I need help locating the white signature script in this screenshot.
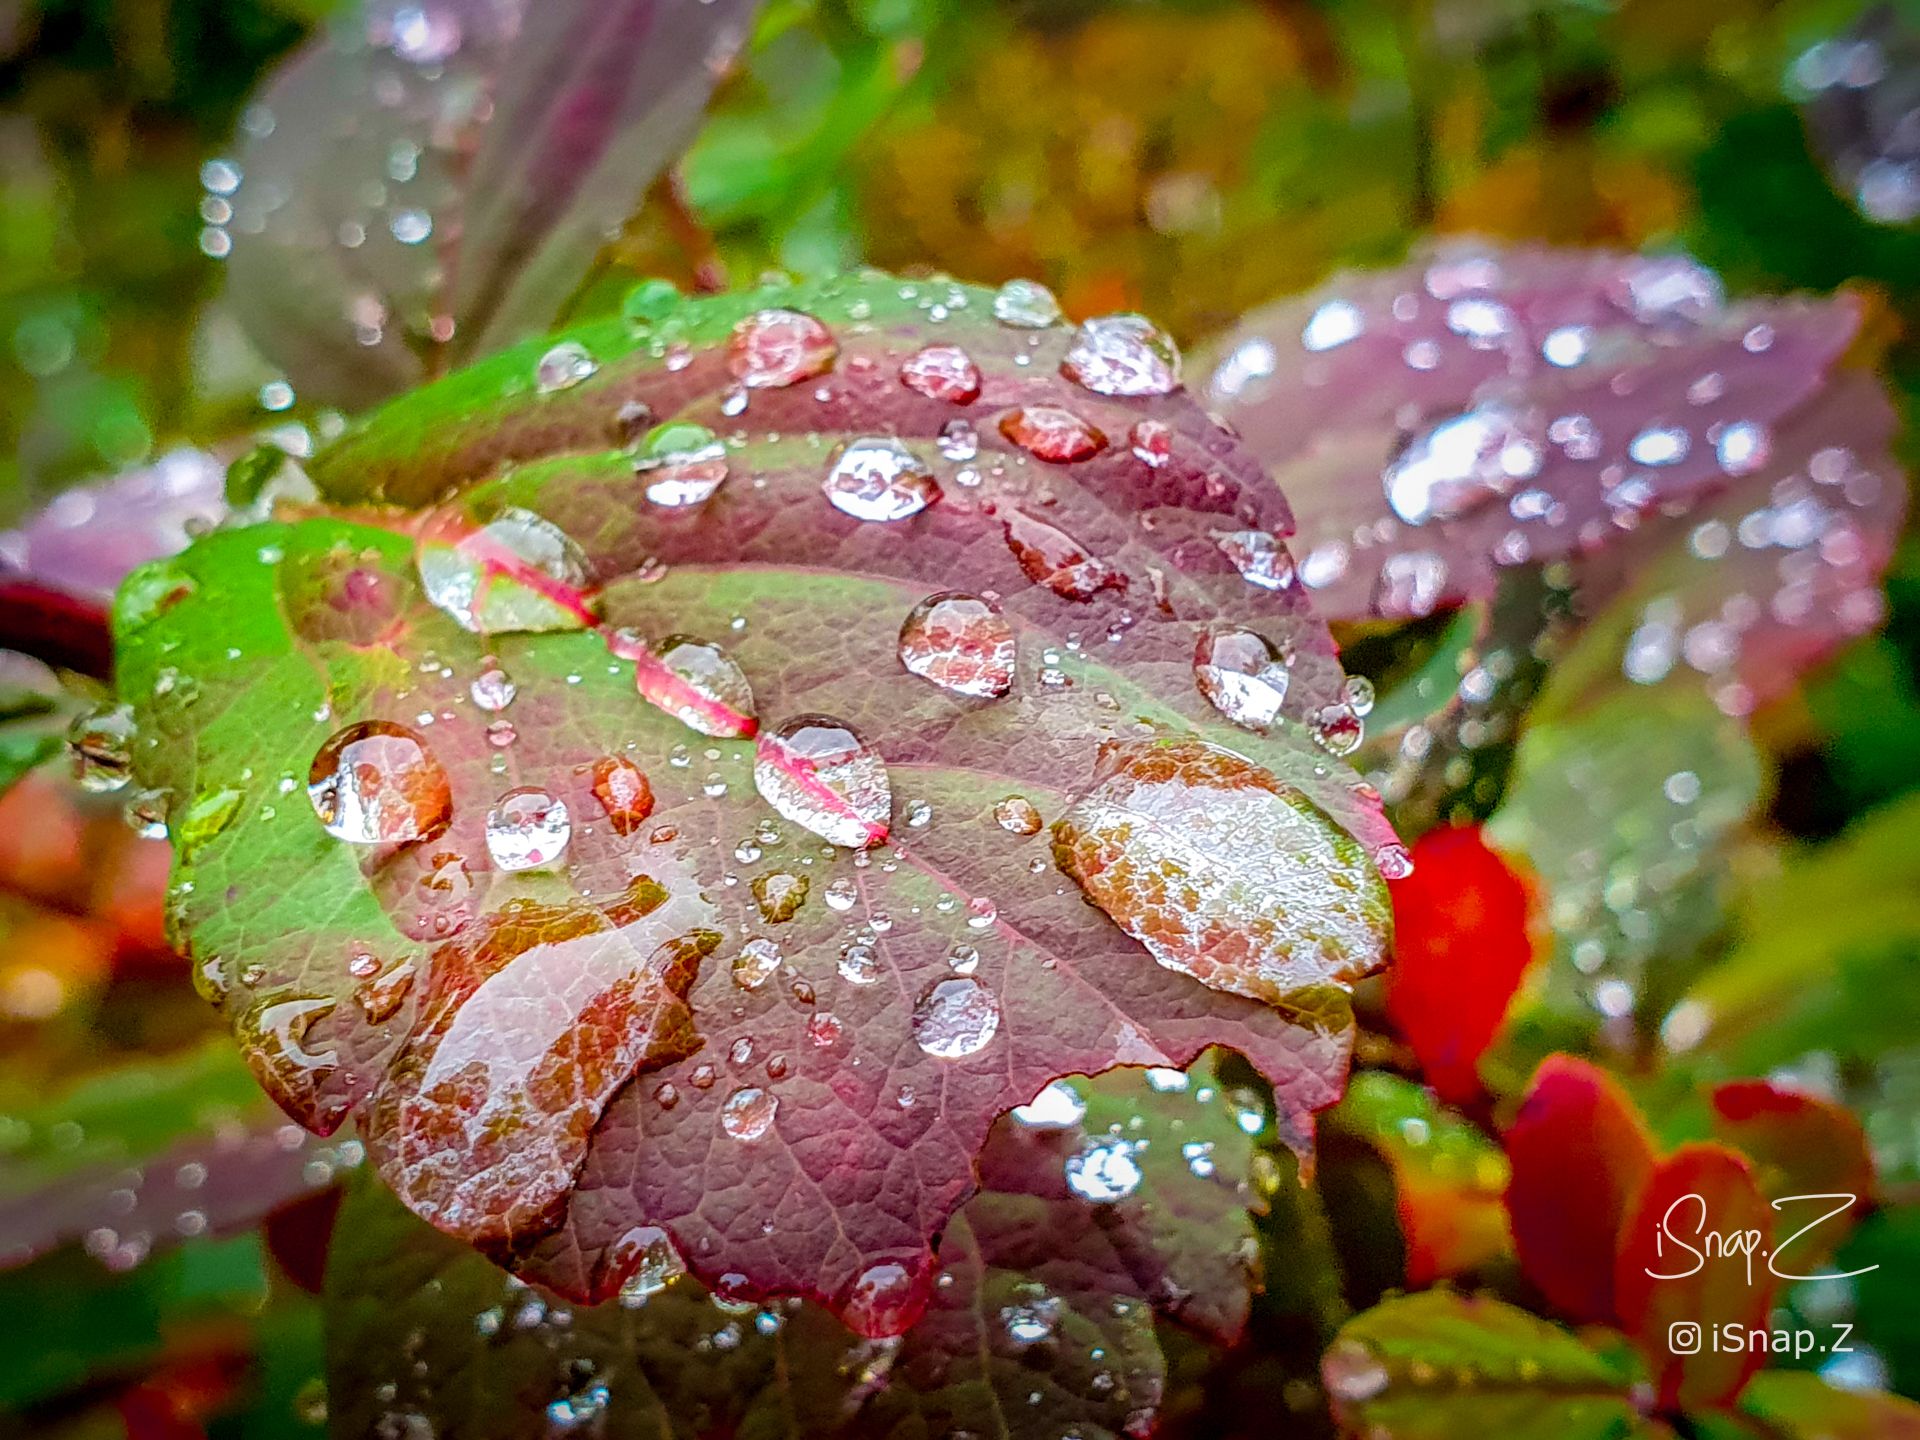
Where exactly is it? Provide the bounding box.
[1645,1192,1880,1285]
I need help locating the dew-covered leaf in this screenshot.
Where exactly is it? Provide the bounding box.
[1485,688,1762,1032]
[1322,1289,1645,1440]
[113,273,1393,1333]
[323,1068,1265,1438]
[1195,243,1904,711]
[1384,824,1539,1104]
[219,0,760,408]
[1503,1055,1657,1327]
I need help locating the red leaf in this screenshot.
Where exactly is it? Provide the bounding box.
[115,275,1397,1336]
[1614,1142,1777,1412]
[1384,824,1538,1103]
[1503,1054,1656,1325]
[1709,1079,1876,1272]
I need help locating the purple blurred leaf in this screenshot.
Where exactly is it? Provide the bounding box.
[0,449,227,678]
[1792,5,1920,226]
[1197,243,1906,712]
[220,0,758,408]
[0,449,226,605]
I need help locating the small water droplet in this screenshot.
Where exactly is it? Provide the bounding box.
[751,870,808,923]
[898,593,1017,698]
[535,341,597,394]
[754,717,891,849]
[484,787,570,870]
[999,406,1106,463]
[732,938,782,990]
[617,632,757,738]
[469,665,515,712]
[635,422,729,507]
[1061,314,1180,396]
[993,796,1043,835]
[1194,627,1291,730]
[70,705,137,792]
[590,756,654,835]
[308,721,451,843]
[416,506,594,633]
[911,977,1001,1057]
[1065,1139,1143,1201]
[823,439,941,522]
[1384,404,1540,526]
[728,309,836,388]
[720,1086,778,1141]
[991,279,1062,328]
[899,344,982,403]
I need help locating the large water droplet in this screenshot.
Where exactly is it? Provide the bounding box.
[484,787,571,870]
[1194,627,1291,730]
[991,279,1062,328]
[635,422,729,507]
[1322,1338,1390,1402]
[839,1257,933,1338]
[1213,530,1296,591]
[911,977,1001,1058]
[1052,737,1386,1001]
[616,632,757,738]
[1302,299,1364,351]
[307,721,452,844]
[535,341,597,394]
[899,344,982,404]
[994,795,1043,835]
[416,506,594,633]
[754,717,891,849]
[732,938,782,990]
[590,756,654,836]
[999,407,1106,463]
[1384,404,1541,526]
[823,439,941,522]
[898,592,1017,698]
[1004,511,1125,600]
[69,704,137,792]
[1061,314,1180,396]
[720,1085,778,1140]
[728,309,836,388]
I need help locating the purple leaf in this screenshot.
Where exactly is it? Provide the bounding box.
[1195,244,1904,711]
[220,0,758,408]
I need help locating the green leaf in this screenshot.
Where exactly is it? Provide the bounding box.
[1735,1370,1920,1440]
[1323,1290,1648,1440]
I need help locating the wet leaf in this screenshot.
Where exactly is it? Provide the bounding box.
[1195,243,1904,712]
[113,273,1394,1333]
[323,1067,1263,1437]
[1485,688,1762,1033]
[221,0,761,407]
[1613,1143,1776,1412]
[1322,1289,1645,1440]
[1503,1055,1657,1327]
[1384,824,1539,1105]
